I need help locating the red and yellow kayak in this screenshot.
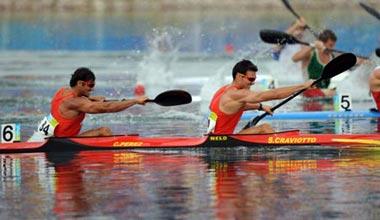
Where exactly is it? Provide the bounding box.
[1,130,380,153]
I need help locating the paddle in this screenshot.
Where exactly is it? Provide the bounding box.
[281,0,319,38]
[376,48,380,57]
[260,29,370,59]
[107,90,192,106]
[145,89,192,106]
[359,2,380,20]
[243,53,357,129]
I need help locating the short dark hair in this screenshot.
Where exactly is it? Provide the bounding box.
[232,60,258,79]
[318,29,337,42]
[69,67,96,87]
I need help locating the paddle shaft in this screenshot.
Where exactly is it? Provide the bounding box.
[281,0,319,38]
[103,89,192,106]
[295,40,369,60]
[359,2,380,20]
[243,80,320,129]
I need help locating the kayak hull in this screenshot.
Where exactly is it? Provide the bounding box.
[1,130,380,153]
[241,110,380,120]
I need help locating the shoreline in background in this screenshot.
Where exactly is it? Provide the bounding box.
[0,0,379,12]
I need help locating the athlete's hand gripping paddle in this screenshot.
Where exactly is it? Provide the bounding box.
[243,53,357,129]
[107,90,192,106]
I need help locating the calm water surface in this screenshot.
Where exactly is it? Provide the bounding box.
[1,9,380,219]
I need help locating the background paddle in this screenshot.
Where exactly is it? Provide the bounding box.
[243,53,357,129]
[281,0,319,38]
[359,2,380,20]
[107,90,192,106]
[260,29,369,59]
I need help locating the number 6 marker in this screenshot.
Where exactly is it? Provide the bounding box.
[1,124,21,143]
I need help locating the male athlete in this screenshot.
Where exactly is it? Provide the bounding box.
[292,29,337,97]
[207,60,313,134]
[29,67,147,141]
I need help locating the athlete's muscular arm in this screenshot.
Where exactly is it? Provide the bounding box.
[244,103,273,115]
[67,96,148,114]
[241,81,313,104]
[292,45,312,62]
[244,103,262,110]
[89,96,106,102]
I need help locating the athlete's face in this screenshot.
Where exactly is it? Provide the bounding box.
[324,39,336,50]
[80,80,95,97]
[239,70,256,88]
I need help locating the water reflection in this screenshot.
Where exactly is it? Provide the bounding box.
[0,150,379,219]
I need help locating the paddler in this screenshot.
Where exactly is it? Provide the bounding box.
[369,66,380,110]
[29,67,147,141]
[207,59,313,134]
[292,29,337,98]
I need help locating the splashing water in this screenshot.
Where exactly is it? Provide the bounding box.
[136,28,182,97]
[335,56,377,101]
[199,61,233,113]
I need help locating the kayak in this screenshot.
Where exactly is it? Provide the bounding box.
[1,130,380,153]
[241,110,380,120]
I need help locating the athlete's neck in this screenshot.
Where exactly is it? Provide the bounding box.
[231,81,246,90]
[69,87,83,97]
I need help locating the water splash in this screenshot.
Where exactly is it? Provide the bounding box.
[199,61,232,113]
[335,56,377,101]
[136,28,183,97]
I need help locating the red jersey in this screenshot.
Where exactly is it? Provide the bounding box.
[51,88,85,137]
[372,91,380,110]
[303,88,325,98]
[209,85,244,134]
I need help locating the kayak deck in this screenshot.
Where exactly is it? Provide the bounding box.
[1,130,380,153]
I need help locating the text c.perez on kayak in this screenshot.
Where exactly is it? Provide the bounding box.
[267,137,317,144]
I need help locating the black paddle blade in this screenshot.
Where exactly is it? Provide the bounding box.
[260,29,298,45]
[153,90,192,106]
[376,48,380,57]
[321,53,357,80]
[360,2,380,20]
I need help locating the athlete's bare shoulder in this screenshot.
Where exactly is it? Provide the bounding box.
[225,87,254,101]
[62,96,90,110]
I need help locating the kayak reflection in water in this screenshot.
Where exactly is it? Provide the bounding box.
[29,67,148,141]
[207,60,313,135]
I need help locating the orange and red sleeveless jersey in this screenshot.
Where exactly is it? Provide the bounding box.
[209,85,244,134]
[51,88,85,137]
[372,91,380,110]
